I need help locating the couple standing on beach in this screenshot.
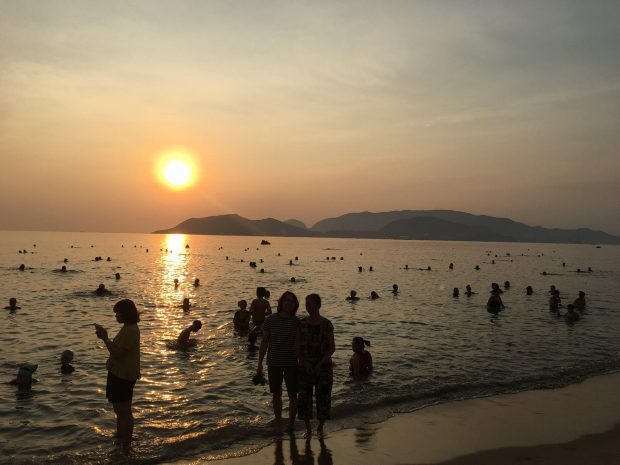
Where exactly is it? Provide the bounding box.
[256,291,335,437]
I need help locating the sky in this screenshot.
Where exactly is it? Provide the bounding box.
[1,0,619,234]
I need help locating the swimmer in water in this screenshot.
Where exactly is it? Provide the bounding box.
[181,298,191,311]
[563,304,580,323]
[474,265,480,271]
[193,278,200,287]
[392,284,399,295]
[233,300,251,332]
[60,350,75,374]
[370,291,380,300]
[177,320,202,349]
[549,290,561,311]
[526,286,533,295]
[504,281,510,289]
[9,364,38,390]
[346,290,360,301]
[18,264,25,271]
[95,284,111,296]
[573,291,586,311]
[174,278,179,287]
[4,298,21,311]
[486,289,505,314]
[115,273,121,280]
[465,285,474,297]
[350,337,372,378]
[59,265,68,272]
[452,288,459,298]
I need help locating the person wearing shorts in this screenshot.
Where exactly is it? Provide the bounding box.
[95,299,141,452]
[257,291,299,432]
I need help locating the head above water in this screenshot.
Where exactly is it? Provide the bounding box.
[9,297,17,306]
[113,299,140,324]
[61,350,74,364]
[238,299,247,309]
[192,320,202,331]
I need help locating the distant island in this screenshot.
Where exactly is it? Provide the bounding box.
[153,210,620,245]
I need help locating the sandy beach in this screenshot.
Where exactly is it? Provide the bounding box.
[167,372,620,465]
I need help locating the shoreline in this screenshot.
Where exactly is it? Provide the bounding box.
[167,371,620,464]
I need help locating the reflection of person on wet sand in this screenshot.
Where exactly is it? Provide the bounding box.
[178,320,202,349]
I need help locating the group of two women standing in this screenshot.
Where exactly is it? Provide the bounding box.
[256,291,335,437]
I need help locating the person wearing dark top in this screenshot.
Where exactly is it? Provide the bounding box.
[256,291,299,432]
[296,294,335,438]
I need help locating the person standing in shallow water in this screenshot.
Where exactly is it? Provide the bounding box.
[256,291,299,432]
[95,299,141,452]
[296,293,335,438]
[250,287,272,327]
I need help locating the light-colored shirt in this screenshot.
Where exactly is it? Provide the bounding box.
[107,324,140,381]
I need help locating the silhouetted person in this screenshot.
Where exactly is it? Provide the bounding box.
[574,291,586,311]
[449,262,454,270]
[95,284,111,296]
[346,290,360,301]
[564,304,580,323]
[250,287,272,327]
[370,291,380,300]
[4,298,21,311]
[453,288,459,298]
[465,285,474,297]
[193,278,200,287]
[549,290,561,311]
[61,350,75,374]
[18,264,25,271]
[487,290,505,314]
[181,298,190,311]
[474,265,480,270]
[290,277,296,283]
[115,273,121,280]
[174,278,179,287]
[60,265,67,272]
[491,283,503,294]
[504,281,510,289]
[526,286,533,295]
[392,284,399,295]
[233,299,251,332]
[177,320,202,349]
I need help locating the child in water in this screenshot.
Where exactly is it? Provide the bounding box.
[178,320,202,349]
[350,337,373,377]
[60,350,75,374]
[233,300,251,332]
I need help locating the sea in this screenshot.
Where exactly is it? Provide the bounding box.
[1,231,619,465]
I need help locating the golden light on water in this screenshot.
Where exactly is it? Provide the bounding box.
[155,149,198,190]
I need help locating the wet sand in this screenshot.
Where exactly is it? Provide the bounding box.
[169,372,620,464]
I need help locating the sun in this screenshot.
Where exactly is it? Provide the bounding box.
[156,149,198,190]
[163,161,191,187]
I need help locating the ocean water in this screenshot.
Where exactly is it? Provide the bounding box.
[1,231,620,464]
